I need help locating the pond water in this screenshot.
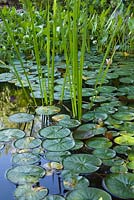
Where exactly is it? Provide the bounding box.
[0,51,134,199]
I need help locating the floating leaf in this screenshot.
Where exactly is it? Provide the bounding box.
[103,173,134,199]
[82,111,108,122]
[14,184,48,200]
[114,135,134,146]
[39,126,71,139]
[52,114,70,122]
[0,128,25,142]
[6,165,46,184]
[113,111,134,121]
[92,148,116,160]
[86,137,112,149]
[110,165,128,173]
[62,170,89,190]
[58,118,81,128]
[113,145,131,155]
[63,154,102,174]
[36,106,60,116]
[9,113,34,123]
[45,151,71,162]
[127,161,134,170]
[14,137,42,149]
[71,140,84,150]
[42,136,75,152]
[12,152,40,165]
[66,187,112,200]
[103,156,125,166]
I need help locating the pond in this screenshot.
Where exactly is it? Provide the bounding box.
[0,51,134,200]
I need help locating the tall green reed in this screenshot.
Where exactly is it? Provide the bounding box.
[1,7,37,105]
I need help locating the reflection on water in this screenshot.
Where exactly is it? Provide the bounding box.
[0,150,15,200]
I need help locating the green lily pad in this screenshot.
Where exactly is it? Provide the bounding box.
[119,77,134,84]
[127,161,134,170]
[42,136,75,152]
[103,156,125,166]
[71,140,84,150]
[62,170,89,190]
[97,86,117,93]
[82,111,108,122]
[63,154,102,174]
[12,152,40,165]
[39,126,71,139]
[14,184,48,200]
[43,195,65,200]
[110,165,128,173]
[0,128,25,142]
[90,95,110,103]
[45,151,71,162]
[128,151,134,161]
[113,111,134,121]
[52,114,70,122]
[35,106,60,116]
[6,165,46,184]
[14,137,42,149]
[73,124,95,140]
[8,113,34,123]
[92,148,116,159]
[85,137,112,149]
[66,187,112,200]
[114,135,134,146]
[103,173,134,199]
[113,145,131,155]
[58,119,81,128]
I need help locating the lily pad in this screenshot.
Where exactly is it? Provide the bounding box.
[42,136,75,152]
[114,135,134,146]
[58,119,81,128]
[103,173,134,199]
[0,128,25,142]
[92,148,116,160]
[82,111,108,122]
[6,165,46,184]
[127,161,134,170]
[113,145,131,155]
[63,154,102,174]
[35,106,60,116]
[103,156,125,166]
[85,137,112,149]
[71,140,84,150]
[45,151,71,162]
[14,137,42,149]
[8,113,34,123]
[12,152,40,165]
[73,124,95,140]
[52,114,70,122]
[14,184,48,200]
[66,187,112,200]
[43,195,65,200]
[113,111,134,121]
[110,165,128,173]
[62,170,89,190]
[39,126,71,139]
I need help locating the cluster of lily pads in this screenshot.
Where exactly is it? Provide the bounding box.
[0,78,134,200]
